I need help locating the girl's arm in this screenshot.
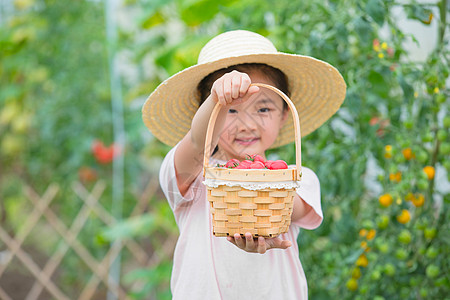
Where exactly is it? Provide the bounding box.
[291,194,310,223]
[174,71,259,196]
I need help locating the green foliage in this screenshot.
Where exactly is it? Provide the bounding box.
[122,0,449,298]
[99,204,176,243]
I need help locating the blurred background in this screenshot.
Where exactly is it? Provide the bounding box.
[0,0,449,299]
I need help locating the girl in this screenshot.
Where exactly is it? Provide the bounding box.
[142,30,346,299]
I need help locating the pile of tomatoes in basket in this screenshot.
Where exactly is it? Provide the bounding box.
[216,154,288,170]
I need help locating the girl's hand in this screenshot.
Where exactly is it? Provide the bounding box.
[211,70,260,106]
[226,232,292,254]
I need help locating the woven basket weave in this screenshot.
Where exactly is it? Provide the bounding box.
[203,83,302,238]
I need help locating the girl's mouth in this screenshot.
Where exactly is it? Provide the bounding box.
[235,138,259,146]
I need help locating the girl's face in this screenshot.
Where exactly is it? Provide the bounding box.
[215,70,289,161]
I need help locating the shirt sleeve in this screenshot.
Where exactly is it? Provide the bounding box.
[159,142,203,212]
[292,166,323,230]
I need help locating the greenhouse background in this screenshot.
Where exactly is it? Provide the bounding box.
[0,0,449,299]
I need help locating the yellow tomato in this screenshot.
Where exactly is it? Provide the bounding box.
[356,254,369,268]
[412,194,425,207]
[397,209,411,224]
[379,194,393,207]
[359,229,368,237]
[389,172,402,183]
[402,148,415,160]
[423,166,435,180]
[405,192,414,202]
[366,229,376,240]
[352,267,362,279]
[346,278,358,291]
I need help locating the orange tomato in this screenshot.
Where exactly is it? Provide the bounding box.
[366,229,376,240]
[397,209,411,224]
[423,166,435,180]
[379,194,393,207]
[402,148,415,160]
[359,229,368,237]
[412,194,425,207]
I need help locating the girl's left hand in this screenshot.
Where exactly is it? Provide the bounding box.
[227,232,292,254]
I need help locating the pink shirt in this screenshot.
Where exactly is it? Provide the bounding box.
[159,143,322,299]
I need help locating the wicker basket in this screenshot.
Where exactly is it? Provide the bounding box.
[203,83,302,238]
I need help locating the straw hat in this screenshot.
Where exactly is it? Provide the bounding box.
[142,30,346,148]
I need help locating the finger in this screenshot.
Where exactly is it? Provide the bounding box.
[227,236,236,245]
[234,233,245,249]
[212,81,226,105]
[231,74,241,99]
[244,232,255,250]
[239,86,260,105]
[247,85,260,96]
[257,236,266,254]
[266,237,292,250]
[211,88,223,106]
[222,75,233,104]
[239,74,251,97]
[280,240,292,249]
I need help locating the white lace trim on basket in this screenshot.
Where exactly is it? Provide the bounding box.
[202,178,301,191]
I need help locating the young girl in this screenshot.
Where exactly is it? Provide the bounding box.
[142,30,346,299]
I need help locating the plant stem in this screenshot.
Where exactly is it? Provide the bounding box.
[438,0,448,47]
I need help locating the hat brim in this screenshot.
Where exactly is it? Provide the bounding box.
[142,53,346,149]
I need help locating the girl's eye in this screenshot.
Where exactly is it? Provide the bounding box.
[228,109,238,114]
[258,108,271,113]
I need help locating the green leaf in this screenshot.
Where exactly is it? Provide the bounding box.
[398,75,414,101]
[177,0,237,26]
[99,213,161,241]
[179,0,219,26]
[141,11,165,29]
[368,69,389,98]
[353,16,373,44]
[366,0,386,26]
[155,35,209,75]
[139,0,173,29]
[404,5,433,24]
[344,248,365,264]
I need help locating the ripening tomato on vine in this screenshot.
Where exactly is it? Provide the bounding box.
[91,140,121,164]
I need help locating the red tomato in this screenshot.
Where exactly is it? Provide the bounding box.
[264,160,274,169]
[236,160,252,169]
[250,161,265,169]
[78,166,97,183]
[225,159,240,168]
[235,164,249,169]
[270,160,288,170]
[92,140,119,164]
[245,154,264,163]
[253,155,265,163]
[241,160,253,166]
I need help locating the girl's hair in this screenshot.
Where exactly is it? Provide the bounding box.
[197,63,290,156]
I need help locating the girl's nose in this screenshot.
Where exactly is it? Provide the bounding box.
[237,111,258,132]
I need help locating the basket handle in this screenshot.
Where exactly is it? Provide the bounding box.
[203,83,302,181]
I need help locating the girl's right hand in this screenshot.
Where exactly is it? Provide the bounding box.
[227,232,292,254]
[210,70,260,106]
